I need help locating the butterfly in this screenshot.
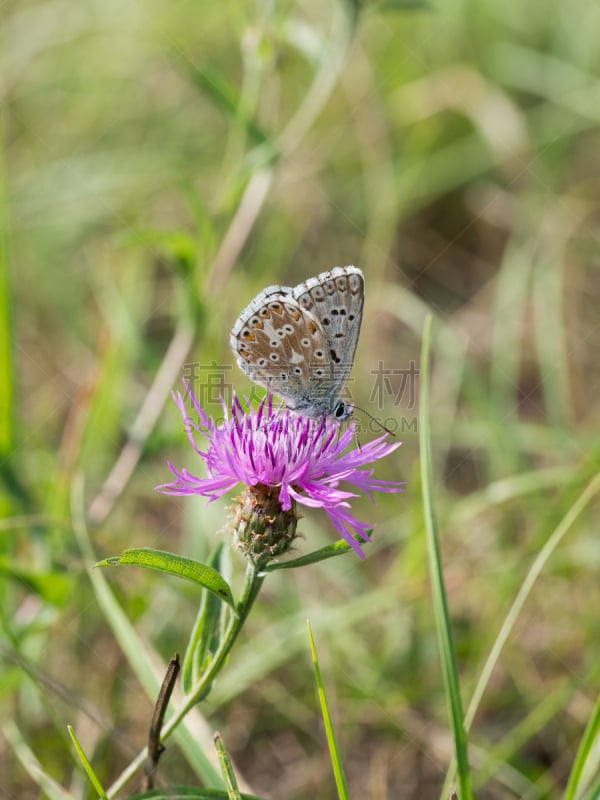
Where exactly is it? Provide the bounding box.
[230,266,364,421]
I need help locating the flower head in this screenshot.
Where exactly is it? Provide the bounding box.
[157,383,404,561]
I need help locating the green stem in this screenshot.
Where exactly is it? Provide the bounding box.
[162,560,264,739]
[106,561,264,799]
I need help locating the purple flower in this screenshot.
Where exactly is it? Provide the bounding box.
[157,383,404,560]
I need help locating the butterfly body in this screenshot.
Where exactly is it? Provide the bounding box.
[230,266,364,420]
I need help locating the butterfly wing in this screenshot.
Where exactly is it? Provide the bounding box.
[292,266,364,401]
[230,288,332,411]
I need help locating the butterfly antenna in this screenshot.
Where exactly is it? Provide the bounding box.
[352,405,396,437]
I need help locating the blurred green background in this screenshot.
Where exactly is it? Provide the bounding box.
[2,0,600,797]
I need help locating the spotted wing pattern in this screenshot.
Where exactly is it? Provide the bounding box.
[292,266,364,404]
[230,266,364,417]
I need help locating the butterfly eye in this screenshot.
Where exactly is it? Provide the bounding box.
[270,353,279,361]
[293,367,302,375]
[333,401,347,419]
[314,350,324,358]
[301,338,310,347]
[322,317,330,326]
[283,324,294,334]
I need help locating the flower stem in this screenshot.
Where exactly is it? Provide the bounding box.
[162,561,264,739]
[106,562,265,798]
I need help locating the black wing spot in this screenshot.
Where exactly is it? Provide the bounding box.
[330,349,341,364]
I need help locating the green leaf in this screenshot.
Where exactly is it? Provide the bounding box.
[95,548,235,609]
[181,544,229,694]
[0,118,15,462]
[563,690,600,800]
[307,621,349,800]
[67,725,109,800]
[263,539,354,571]
[127,789,264,800]
[214,732,242,800]
[419,316,473,800]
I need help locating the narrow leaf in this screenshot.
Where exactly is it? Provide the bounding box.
[564,691,600,800]
[67,725,109,800]
[263,539,353,571]
[95,547,235,608]
[307,620,349,800]
[0,115,15,460]
[419,315,473,800]
[127,788,264,800]
[214,732,242,800]
[182,544,228,694]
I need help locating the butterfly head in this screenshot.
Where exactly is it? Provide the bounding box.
[332,399,353,422]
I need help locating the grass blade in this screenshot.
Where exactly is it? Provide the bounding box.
[68,725,109,800]
[307,620,349,800]
[419,315,473,800]
[0,112,15,463]
[564,692,600,800]
[214,732,242,800]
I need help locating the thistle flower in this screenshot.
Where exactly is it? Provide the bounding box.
[156,383,404,563]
